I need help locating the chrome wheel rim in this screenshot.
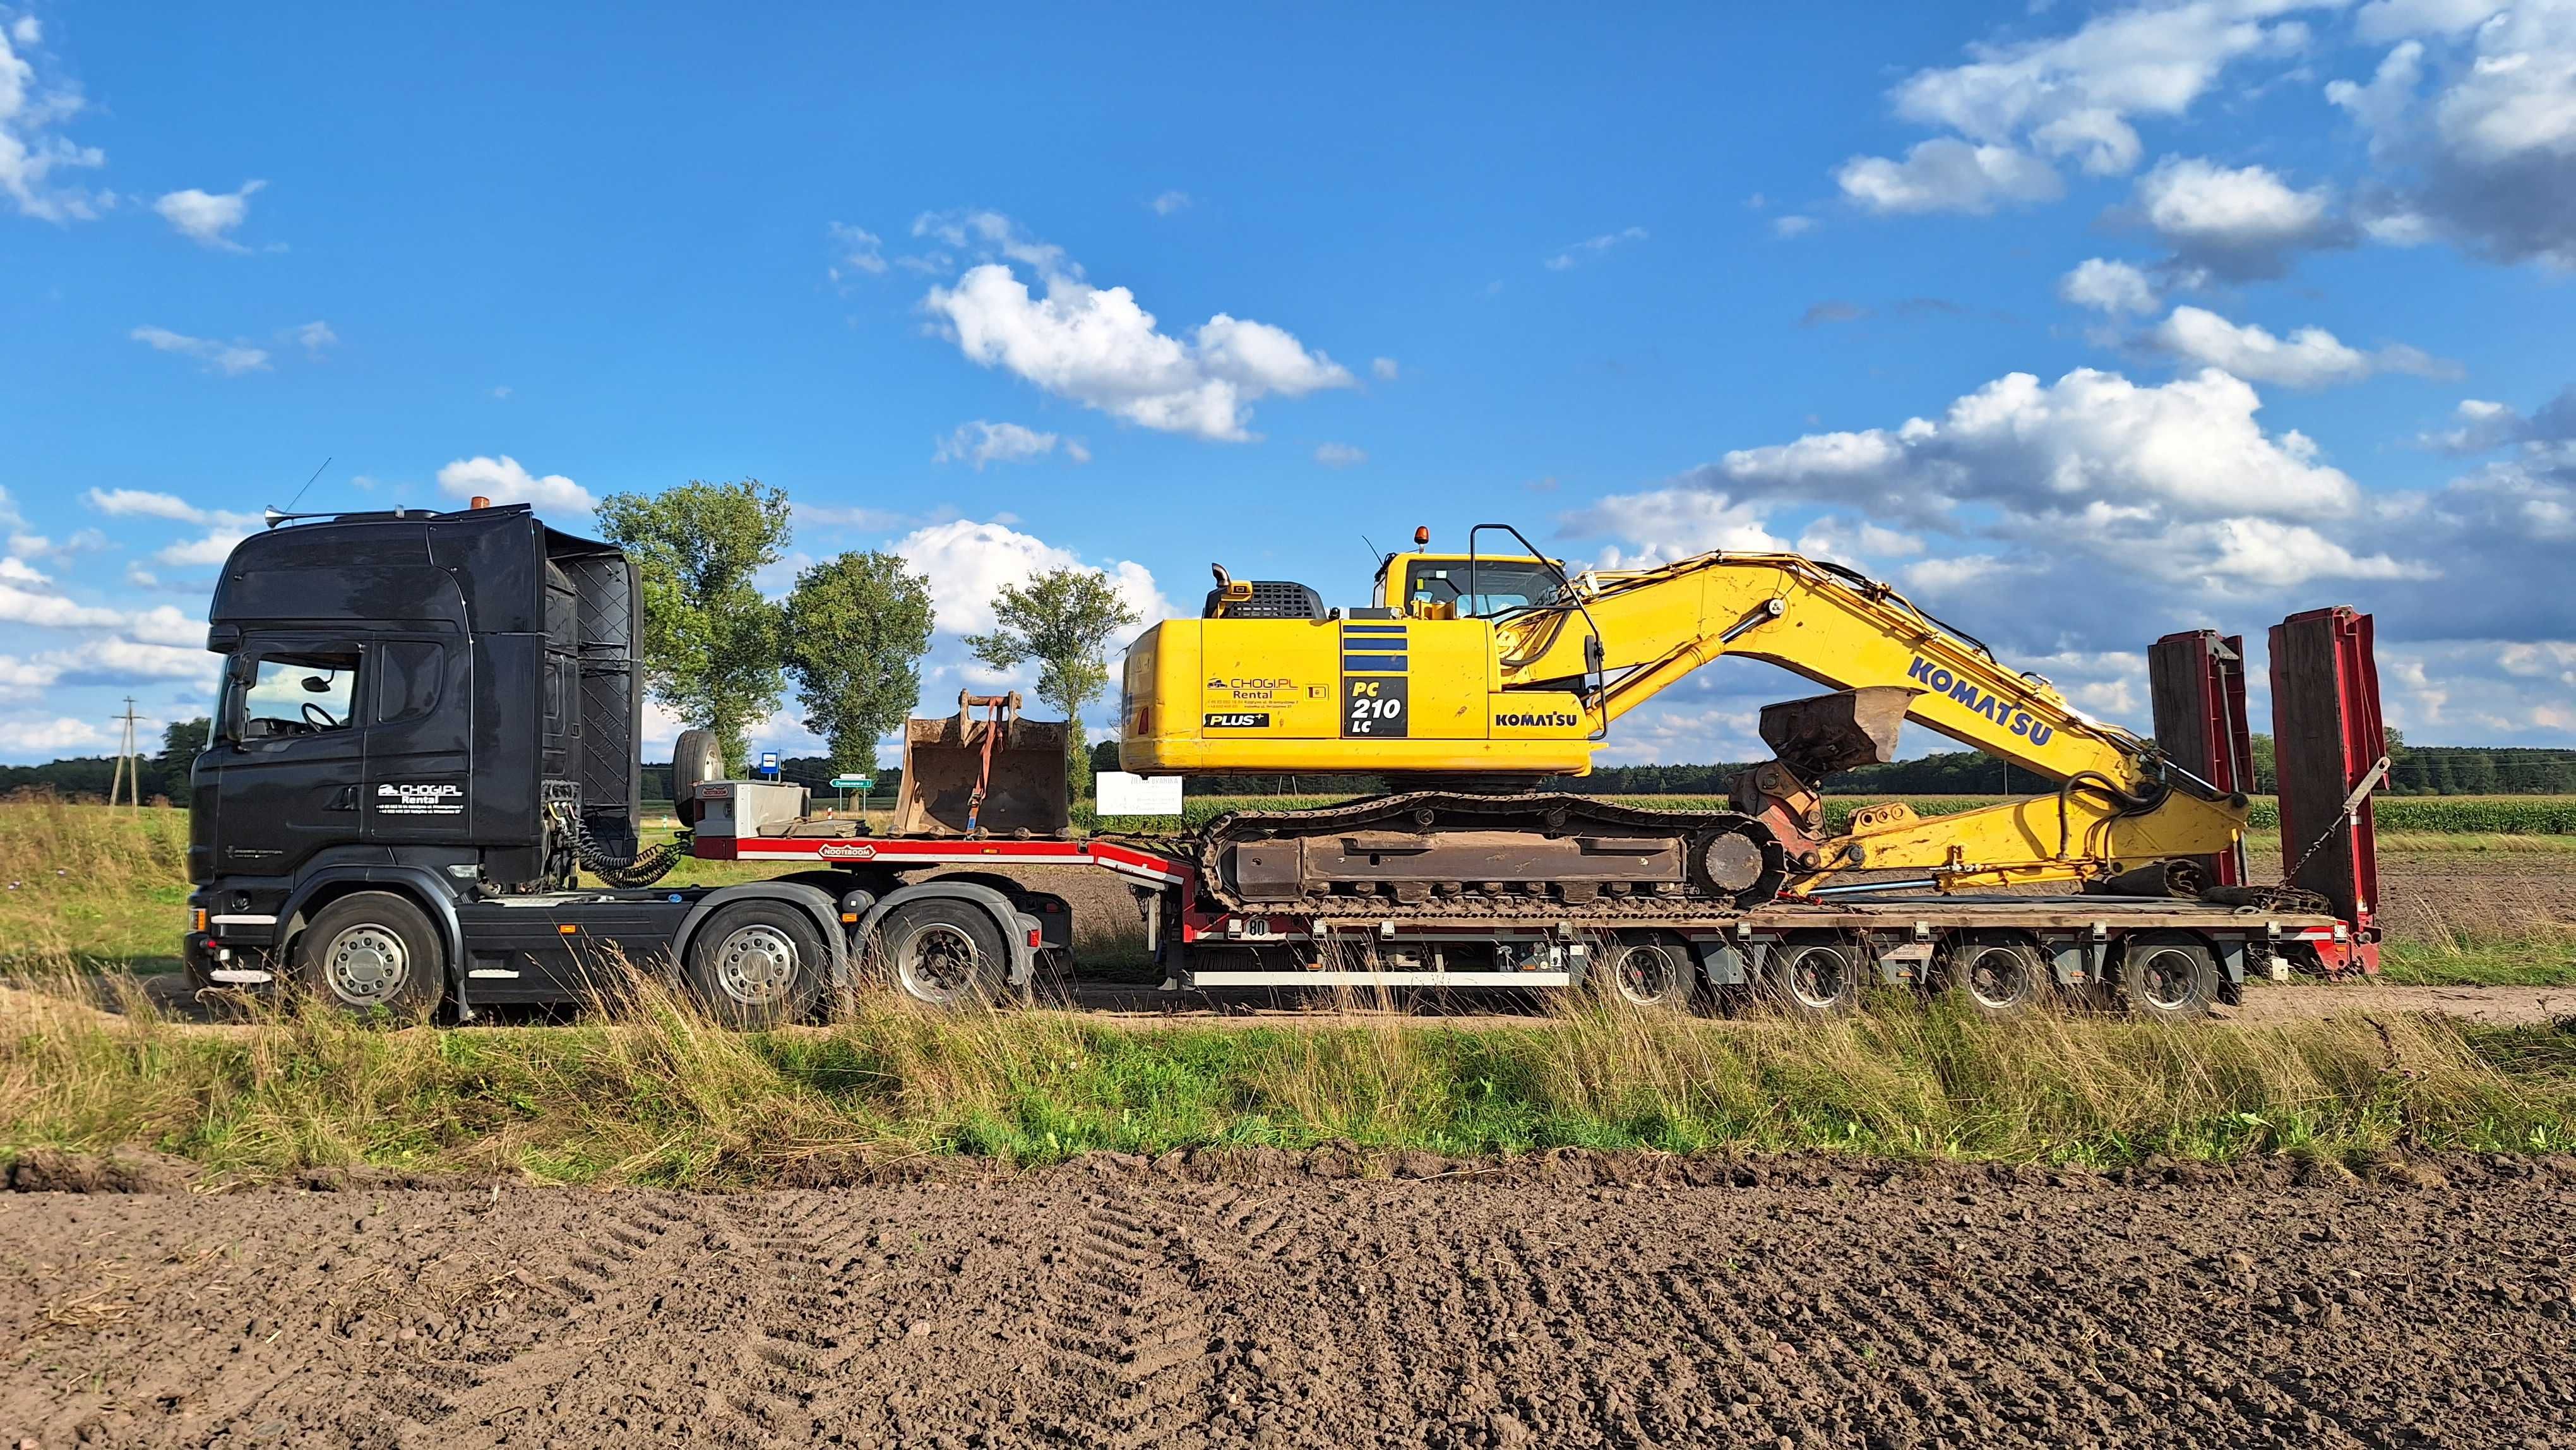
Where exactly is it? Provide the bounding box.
[714,924,799,1005]
[2134,947,2200,1010]
[325,925,408,1005]
[898,924,981,1004]
[1614,944,1681,1005]
[1786,947,1848,1009]
[1965,946,2034,1010]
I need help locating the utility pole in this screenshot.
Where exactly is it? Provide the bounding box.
[107,698,142,813]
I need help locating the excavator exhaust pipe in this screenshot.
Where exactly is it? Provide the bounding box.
[891,691,1073,839]
[1757,686,1916,779]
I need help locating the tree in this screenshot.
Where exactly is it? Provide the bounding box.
[965,568,1138,799]
[157,718,210,781]
[781,551,934,775]
[593,479,792,773]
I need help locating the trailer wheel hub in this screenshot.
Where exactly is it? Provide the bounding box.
[713,923,799,1004]
[324,926,409,1004]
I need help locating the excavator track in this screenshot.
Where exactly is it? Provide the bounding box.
[1195,791,1787,918]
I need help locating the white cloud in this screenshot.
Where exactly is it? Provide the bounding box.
[1838,138,2063,214]
[0,716,104,752]
[1307,441,1367,470]
[1544,227,1649,270]
[2132,155,2349,279]
[1772,214,1817,237]
[85,488,236,525]
[2058,257,2160,314]
[2328,3,2576,266]
[0,16,107,222]
[435,455,594,515]
[290,320,335,355]
[892,518,1172,637]
[1837,1,2325,213]
[921,215,1353,441]
[1371,357,1400,381]
[129,325,270,376]
[0,579,126,630]
[827,222,885,282]
[933,419,1061,469]
[1557,488,1789,569]
[0,654,59,699]
[48,637,214,682]
[121,605,202,647]
[155,529,253,567]
[1714,366,2364,527]
[2147,305,2454,387]
[1150,190,1191,216]
[2357,0,2504,42]
[153,179,265,249]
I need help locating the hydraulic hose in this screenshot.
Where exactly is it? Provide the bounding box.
[551,803,686,887]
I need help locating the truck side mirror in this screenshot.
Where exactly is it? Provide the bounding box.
[302,675,333,693]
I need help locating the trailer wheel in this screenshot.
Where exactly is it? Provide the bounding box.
[683,902,825,1028]
[1765,935,1859,1019]
[292,891,444,1019]
[878,899,1009,1009]
[2114,931,2217,1023]
[1938,933,2048,1017]
[1601,932,1696,1011]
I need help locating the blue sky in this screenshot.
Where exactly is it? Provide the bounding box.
[1,1,2570,765]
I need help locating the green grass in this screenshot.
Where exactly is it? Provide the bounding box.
[7,971,2574,1186]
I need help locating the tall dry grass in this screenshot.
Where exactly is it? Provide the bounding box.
[3,957,2570,1187]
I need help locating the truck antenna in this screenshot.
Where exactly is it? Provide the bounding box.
[1362,533,1384,567]
[263,457,334,529]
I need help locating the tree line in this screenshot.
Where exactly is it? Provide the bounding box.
[596,479,1135,796]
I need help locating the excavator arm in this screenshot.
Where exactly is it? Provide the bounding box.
[1490,551,2248,893]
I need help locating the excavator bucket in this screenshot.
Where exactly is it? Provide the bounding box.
[891,692,1073,839]
[1758,686,1915,779]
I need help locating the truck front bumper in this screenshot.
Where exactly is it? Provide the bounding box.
[184,932,282,990]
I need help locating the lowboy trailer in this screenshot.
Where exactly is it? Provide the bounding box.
[183,501,2383,1025]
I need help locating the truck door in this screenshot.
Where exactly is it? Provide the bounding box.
[202,640,367,877]
[362,637,472,842]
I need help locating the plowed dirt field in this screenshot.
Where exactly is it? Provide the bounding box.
[9,1153,2576,1448]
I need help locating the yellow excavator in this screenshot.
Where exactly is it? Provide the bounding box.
[1120,524,2251,914]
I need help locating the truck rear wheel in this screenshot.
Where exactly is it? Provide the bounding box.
[672,728,723,827]
[1599,931,1696,1011]
[683,902,825,1028]
[878,899,1010,1009]
[2114,931,2217,1023]
[1764,935,1859,1020]
[1938,933,2048,1017]
[292,892,444,1019]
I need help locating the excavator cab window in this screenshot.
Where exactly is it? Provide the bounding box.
[1404,558,1560,618]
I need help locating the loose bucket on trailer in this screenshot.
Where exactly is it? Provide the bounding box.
[890,691,1073,839]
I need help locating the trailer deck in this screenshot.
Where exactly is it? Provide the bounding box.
[696,824,2358,996]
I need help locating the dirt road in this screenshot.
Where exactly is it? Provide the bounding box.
[8,1153,2576,1448]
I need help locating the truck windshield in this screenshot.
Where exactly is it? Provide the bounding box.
[228,649,361,740]
[1404,559,1562,617]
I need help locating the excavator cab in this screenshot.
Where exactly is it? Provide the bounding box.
[1371,527,1568,620]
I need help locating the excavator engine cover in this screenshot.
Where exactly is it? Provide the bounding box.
[893,712,1073,838]
[1757,686,1916,779]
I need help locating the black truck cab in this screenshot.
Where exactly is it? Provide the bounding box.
[182,503,857,1021]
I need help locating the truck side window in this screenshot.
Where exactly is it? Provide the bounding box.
[236,649,361,741]
[376,641,443,725]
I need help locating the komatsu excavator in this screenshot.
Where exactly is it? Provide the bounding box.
[1120,524,2255,916]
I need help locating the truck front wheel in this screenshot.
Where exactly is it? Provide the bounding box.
[684,902,825,1028]
[292,892,444,1019]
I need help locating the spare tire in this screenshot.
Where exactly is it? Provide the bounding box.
[672,728,724,827]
